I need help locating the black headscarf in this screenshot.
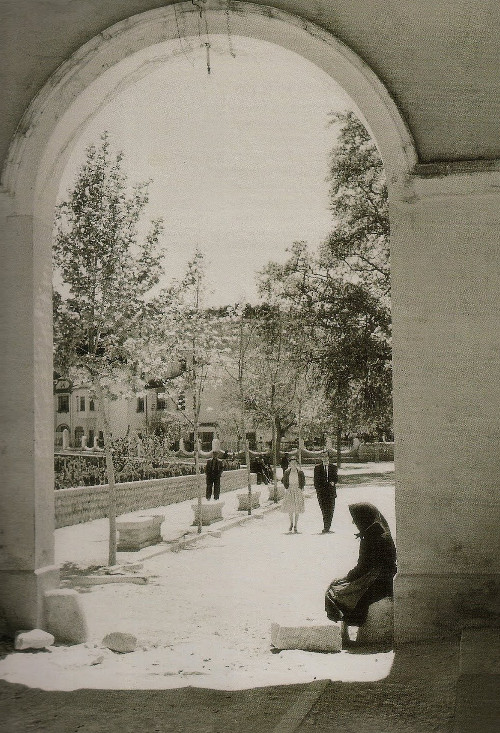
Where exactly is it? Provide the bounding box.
[349,502,392,539]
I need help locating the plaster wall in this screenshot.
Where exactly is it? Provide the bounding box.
[0,1,499,168]
[391,171,500,639]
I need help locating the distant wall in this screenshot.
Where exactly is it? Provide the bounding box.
[55,469,255,528]
[347,443,394,462]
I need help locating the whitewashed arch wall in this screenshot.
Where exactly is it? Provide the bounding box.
[2,2,499,641]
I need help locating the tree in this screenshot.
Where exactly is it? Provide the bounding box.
[324,110,390,300]
[241,304,302,499]
[258,239,392,461]
[53,132,164,565]
[215,303,261,513]
[153,250,223,532]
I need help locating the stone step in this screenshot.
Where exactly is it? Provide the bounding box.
[191,501,225,526]
[355,597,394,647]
[116,514,164,551]
[237,490,261,511]
[44,588,88,644]
[271,619,342,653]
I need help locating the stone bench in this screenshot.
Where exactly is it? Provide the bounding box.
[237,490,261,511]
[116,514,164,551]
[191,500,224,526]
[355,596,394,646]
[271,619,341,653]
[268,484,285,502]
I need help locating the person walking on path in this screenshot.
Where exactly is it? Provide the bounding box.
[314,450,338,533]
[324,502,396,641]
[280,453,289,476]
[205,451,224,500]
[281,456,305,533]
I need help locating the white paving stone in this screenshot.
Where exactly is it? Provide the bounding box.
[102,632,137,653]
[44,589,88,644]
[14,629,55,650]
[271,620,342,653]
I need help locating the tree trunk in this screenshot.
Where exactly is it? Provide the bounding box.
[239,384,252,515]
[271,415,278,502]
[297,404,303,467]
[193,391,202,534]
[244,436,252,515]
[275,419,282,463]
[336,422,342,468]
[96,384,117,566]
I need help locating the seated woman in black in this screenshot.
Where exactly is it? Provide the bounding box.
[325,503,396,627]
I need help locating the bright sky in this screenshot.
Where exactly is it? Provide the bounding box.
[58,36,356,306]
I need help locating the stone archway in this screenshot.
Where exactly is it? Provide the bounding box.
[1,2,499,642]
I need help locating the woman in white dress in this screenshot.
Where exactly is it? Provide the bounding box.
[281,456,306,532]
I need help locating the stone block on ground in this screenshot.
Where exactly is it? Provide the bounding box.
[14,629,55,650]
[237,490,261,511]
[459,627,500,674]
[117,514,164,551]
[271,620,341,653]
[191,501,224,526]
[102,631,137,653]
[356,597,394,647]
[44,589,88,644]
[268,485,285,502]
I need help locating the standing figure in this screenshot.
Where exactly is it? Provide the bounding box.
[324,503,396,638]
[205,451,224,500]
[313,450,338,533]
[281,456,305,533]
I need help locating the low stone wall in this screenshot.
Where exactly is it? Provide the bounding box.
[55,469,255,528]
[344,443,395,462]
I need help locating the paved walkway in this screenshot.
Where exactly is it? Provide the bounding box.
[55,463,395,568]
[0,465,495,733]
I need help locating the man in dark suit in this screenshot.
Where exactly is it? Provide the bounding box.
[314,450,338,533]
[205,451,224,500]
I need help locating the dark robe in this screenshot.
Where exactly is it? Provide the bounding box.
[205,456,224,500]
[314,462,338,531]
[325,503,397,625]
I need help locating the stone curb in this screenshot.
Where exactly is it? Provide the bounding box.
[63,575,149,586]
[272,679,331,733]
[124,498,284,562]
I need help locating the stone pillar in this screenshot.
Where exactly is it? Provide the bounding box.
[62,428,70,450]
[0,205,59,632]
[390,168,500,642]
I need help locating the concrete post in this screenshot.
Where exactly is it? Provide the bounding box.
[391,169,500,641]
[0,203,59,632]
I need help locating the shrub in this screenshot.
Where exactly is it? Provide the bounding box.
[54,455,241,489]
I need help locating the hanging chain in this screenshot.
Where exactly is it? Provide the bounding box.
[203,2,211,74]
[174,3,195,66]
[226,1,236,58]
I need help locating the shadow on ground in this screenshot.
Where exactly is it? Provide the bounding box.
[1,640,470,733]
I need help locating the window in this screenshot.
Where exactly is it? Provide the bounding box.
[177,391,186,411]
[74,426,84,446]
[156,393,166,410]
[57,395,69,413]
[136,397,145,413]
[89,399,95,411]
[77,396,85,412]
